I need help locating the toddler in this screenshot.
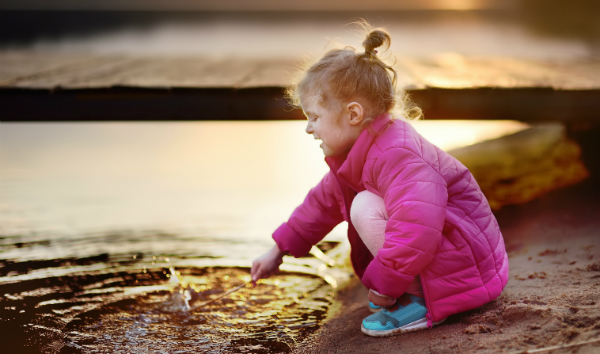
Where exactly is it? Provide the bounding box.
[251,25,509,337]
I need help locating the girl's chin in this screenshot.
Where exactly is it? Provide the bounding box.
[322,149,336,157]
[320,143,345,157]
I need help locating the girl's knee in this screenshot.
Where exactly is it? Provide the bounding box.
[351,190,387,225]
[351,191,388,256]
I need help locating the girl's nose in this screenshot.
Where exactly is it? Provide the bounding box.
[305,121,313,135]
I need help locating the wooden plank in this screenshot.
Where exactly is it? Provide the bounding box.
[238,59,296,88]
[1,52,599,122]
[0,51,91,85]
[76,57,257,88]
[57,57,149,89]
[3,55,266,89]
[397,54,513,89]
[238,58,426,89]
[1,52,599,91]
[400,54,558,88]
[487,58,600,90]
[533,59,600,90]
[194,58,260,88]
[9,56,136,89]
[64,57,210,88]
[399,55,600,90]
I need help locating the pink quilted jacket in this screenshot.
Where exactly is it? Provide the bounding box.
[273,113,509,322]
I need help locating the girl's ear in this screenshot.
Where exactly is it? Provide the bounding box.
[346,102,364,126]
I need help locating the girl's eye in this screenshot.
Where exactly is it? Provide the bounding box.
[305,113,318,122]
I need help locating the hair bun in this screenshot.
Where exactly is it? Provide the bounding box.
[362,29,391,55]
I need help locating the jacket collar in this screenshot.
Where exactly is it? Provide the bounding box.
[325,112,393,192]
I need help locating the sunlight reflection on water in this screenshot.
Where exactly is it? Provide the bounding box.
[0,120,527,250]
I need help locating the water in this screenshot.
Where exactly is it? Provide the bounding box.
[3,265,331,353]
[0,120,529,353]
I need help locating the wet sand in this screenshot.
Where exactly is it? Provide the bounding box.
[292,178,600,354]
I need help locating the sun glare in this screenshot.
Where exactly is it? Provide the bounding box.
[411,120,529,151]
[430,0,495,10]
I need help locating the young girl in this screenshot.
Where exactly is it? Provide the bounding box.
[251,25,509,337]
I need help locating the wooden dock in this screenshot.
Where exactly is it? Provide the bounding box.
[1,51,599,121]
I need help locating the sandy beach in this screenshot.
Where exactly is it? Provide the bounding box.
[292,177,600,354]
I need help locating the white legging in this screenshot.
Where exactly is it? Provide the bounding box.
[351,190,424,297]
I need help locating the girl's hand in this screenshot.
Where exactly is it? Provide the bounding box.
[368,289,396,307]
[251,244,286,285]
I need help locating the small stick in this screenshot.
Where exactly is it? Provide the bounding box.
[188,280,252,310]
[518,337,600,353]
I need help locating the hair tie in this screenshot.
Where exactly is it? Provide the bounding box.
[374,50,378,54]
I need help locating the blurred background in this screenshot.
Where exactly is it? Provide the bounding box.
[0,0,599,58]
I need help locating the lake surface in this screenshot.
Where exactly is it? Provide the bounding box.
[0,120,528,353]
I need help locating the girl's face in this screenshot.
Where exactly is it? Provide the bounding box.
[302,97,360,157]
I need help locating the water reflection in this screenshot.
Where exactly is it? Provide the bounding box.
[0,120,527,244]
[1,263,331,353]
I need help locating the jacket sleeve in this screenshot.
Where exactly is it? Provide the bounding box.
[273,171,345,258]
[362,148,448,298]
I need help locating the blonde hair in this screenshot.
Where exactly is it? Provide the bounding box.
[286,22,422,126]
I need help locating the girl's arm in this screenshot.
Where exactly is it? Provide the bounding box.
[362,148,448,298]
[272,170,345,258]
[251,171,344,283]
[251,244,286,284]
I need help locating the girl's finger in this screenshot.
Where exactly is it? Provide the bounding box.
[256,267,268,282]
[251,264,262,282]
